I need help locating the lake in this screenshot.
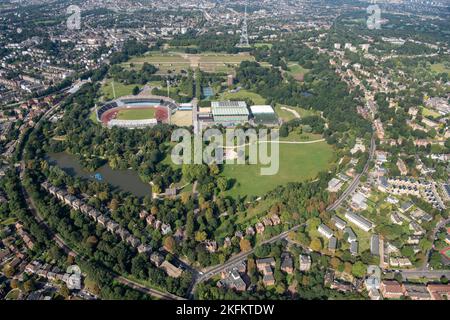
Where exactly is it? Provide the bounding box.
[47,152,151,198]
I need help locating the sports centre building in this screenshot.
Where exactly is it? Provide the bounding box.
[96,95,178,129]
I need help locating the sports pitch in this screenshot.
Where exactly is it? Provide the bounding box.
[122,52,254,74]
[116,108,156,120]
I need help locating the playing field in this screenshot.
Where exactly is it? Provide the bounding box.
[122,52,254,74]
[222,140,334,198]
[116,108,156,120]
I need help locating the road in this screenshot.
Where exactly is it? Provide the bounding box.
[387,269,450,280]
[421,217,450,270]
[326,132,376,212]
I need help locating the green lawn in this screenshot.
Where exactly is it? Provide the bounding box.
[116,108,156,120]
[275,104,318,122]
[101,79,142,100]
[430,63,450,76]
[222,141,334,198]
[421,106,441,118]
[253,42,273,49]
[220,89,266,105]
[5,289,20,300]
[122,52,253,74]
[1,218,17,226]
[287,62,310,79]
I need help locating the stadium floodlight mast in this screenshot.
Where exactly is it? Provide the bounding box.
[236,4,250,48]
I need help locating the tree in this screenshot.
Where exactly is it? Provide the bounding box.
[195,231,207,242]
[217,177,229,193]
[60,283,70,299]
[310,238,322,251]
[239,238,252,252]
[164,236,176,254]
[132,86,140,95]
[351,261,366,278]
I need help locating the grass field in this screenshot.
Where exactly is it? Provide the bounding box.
[116,108,156,120]
[220,89,266,105]
[287,62,310,79]
[275,104,319,122]
[430,63,450,76]
[222,141,334,198]
[101,79,142,100]
[123,52,254,74]
[421,106,441,118]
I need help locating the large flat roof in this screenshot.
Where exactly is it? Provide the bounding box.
[250,105,275,114]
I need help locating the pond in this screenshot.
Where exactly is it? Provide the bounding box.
[47,152,151,198]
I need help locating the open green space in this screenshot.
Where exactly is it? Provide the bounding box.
[116,108,156,120]
[1,217,17,226]
[101,79,142,100]
[287,62,310,79]
[220,89,266,105]
[430,63,450,76]
[222,140,334,198]
[421,106,441,118]
[122,52,254,74]
[5,289,20,300]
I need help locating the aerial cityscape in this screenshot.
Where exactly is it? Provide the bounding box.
[0,0,449,305]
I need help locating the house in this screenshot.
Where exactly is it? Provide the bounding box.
[127,236,140,248]
[328,236,337,252]
[256,258,276,272]
[403,284,431,300]
[88,209,100,221]
[281,254,293,274]
[245,226,255,236]
[427,284,450,300]
[380,281,405,299]
[345,212,373,232]
[97,215,109,227]
[137,244,152,254]
[350,192,368,211]
[399,201,414,213]
[106,221,119,233]
[262,273,275,286]
[270,214,281,225]
[396,158,408,176]
[139,210,149,219]
[370,235,380,256]
[150,252,164,267]
[350,241,358,256]
[331,216,346,230]
[161,260,183,278]
[205,240,217,253]
[218,270,246,292]
[299,255,311,272]
[116,227,130,241]
[262,217,273,227]
[318,224,333,239]
[390,212,403,225]
[146,214,155,227]
[328,178,344,193]
[161,223,172,235]
[255,223,265,234]
[344,227,357,243]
